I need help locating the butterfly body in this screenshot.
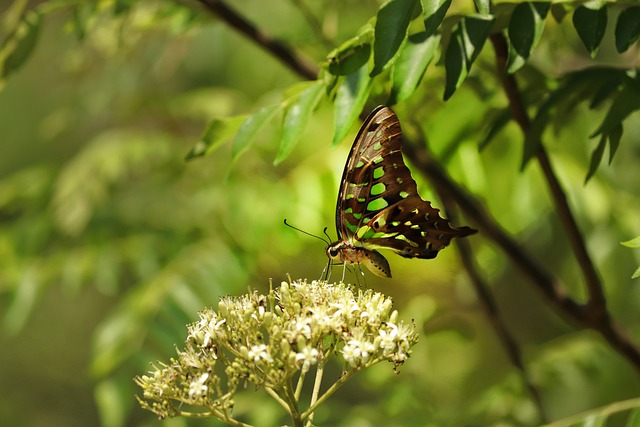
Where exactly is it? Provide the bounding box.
[327,106,476,278]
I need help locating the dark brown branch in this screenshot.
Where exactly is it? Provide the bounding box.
[196,0,640,371]
[488,33,640,369]
[401,139,582,318]
[489,33,607,315]
[402,139,640,371]
[439,197,547,423]
[197,0,318,81]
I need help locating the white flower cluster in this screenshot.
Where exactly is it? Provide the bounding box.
[136,279,418,422]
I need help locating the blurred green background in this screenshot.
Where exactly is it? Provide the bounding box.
[1,1,639,426]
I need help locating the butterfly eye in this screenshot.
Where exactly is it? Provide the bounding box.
[328,248,339,258]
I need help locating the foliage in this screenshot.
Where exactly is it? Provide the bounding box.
[1,0,639,426]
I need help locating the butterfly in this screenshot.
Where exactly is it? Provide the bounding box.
[325,106,476,279]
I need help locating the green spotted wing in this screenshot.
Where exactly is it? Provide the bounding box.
[326,106,476,278]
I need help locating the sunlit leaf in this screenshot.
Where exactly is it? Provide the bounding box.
[186,115,247,160]
[615,6,640,53]
[3,267,40,334]
[53,130,172,235]
[572,3,607,58]
[621,236,640,248]
[389,32,439,105]
[474,0,490,16]
[507,2,550,73]
[274,81,325,165]
[95,380,127,427]
[421,0,451,37]
[333,65,372,146]
[232,104,279,160]
[371,0,420,77]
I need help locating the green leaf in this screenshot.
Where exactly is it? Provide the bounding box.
[591,77,640,139]
[326,22,374,76]
[186,115,248,160]
[444,28,465,101]
[474,0,490,16]
[421,0,451,37]
[443,15,494,100]
[607,123,622,165]
[461,16,494,64]
[333,65,372,146]
[371,0,420,77]
[615,6,640,53]
[0,10,41,81]
[572,4,607,58]
[507,2,550,74]
[327,43,371,76]
[632,266,640,280]
[114,0,134,15]
[550,3,568,23]
[71,4,92,41]
[479,109,512,150]
[232,104,280,160]
[389,32,439,104]
[522,68,626,169]
[584,134,607,183]
[621,236,640,248]
[95,380,127,427]
[274,81,325,165]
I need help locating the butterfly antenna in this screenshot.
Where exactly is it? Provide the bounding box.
[284,219,330,245]
[322,227,334,243]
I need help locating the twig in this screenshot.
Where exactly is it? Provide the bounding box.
[197,0,318,80]
[192,0,640,372]
[401,137,640,371]
[488,32,640,369]
[450,211,547,422]
[488,33,607,315]
[433,179,547,422]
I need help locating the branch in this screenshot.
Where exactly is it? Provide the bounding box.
[488,33,606,315]
[402,139,580,313]
[438,198,547,423]
[438,193,548,423]
[193,0,640,372]
[488,33,640,369]
[196,0,318,81]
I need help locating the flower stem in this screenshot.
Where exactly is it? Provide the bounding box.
[304,360,326,426]
[265,387,291,412]
[301,368,358,419]
[294,371,306,400]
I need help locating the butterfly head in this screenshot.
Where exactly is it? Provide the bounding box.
[326,240,392,278]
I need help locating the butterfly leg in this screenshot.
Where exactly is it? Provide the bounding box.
[356,263,367,287]
[321,258,332,281]
[341,262,348,283]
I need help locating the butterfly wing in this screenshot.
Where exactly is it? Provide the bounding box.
[335,106,475,259]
